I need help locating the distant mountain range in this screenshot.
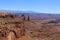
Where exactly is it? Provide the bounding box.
[0,10,60,20]
[0,10,38,14]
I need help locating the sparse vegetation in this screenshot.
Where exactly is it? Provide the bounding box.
[0,13,26,40]
[48,21,56,23]
[0,12,60,40]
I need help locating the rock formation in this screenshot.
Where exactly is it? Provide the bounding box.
[0,12,25,40]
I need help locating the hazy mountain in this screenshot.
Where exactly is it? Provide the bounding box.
[0,10,37,14]
[0,10,60,20]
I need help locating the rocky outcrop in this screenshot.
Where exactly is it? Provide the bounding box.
[0,12,25,40]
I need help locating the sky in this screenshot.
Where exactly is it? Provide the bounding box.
[0,0,60,14]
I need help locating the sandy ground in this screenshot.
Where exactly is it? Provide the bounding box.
[7,32,34,40]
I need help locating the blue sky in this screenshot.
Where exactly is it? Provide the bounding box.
[0,0,60,13]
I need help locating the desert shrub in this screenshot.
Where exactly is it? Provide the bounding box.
[30,32,33,34]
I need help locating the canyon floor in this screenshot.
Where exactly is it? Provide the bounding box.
[0,12,60,40]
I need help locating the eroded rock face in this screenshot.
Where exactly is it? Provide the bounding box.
[0,13,25,39]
